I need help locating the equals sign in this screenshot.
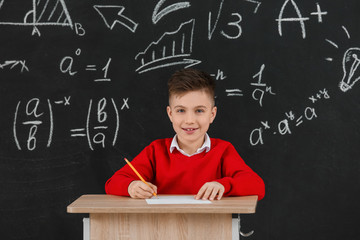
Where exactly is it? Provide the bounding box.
[226,89,243,96]
[70,128,86,137]
[295,116,303,126]
[85,65,97,71]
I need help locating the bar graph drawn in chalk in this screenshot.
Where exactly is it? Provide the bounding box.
[0,0,73,35]
[134,19,201,74]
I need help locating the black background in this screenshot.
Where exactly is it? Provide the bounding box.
[0,0,359,239]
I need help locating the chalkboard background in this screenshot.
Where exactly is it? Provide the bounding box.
[1,0,359,239]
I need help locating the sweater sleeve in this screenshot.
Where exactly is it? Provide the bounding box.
[105,143,156,196]
[215,143,265,200]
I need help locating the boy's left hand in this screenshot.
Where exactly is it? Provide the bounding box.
[195,182,225,201]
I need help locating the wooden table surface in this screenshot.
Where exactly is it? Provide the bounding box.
[67,194,258,214]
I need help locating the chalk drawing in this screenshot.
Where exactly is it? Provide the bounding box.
[94,5,138,33]
[342,26,350,39]
[325,26,351,62]
[152,0,190,24]
[339,47,360,92]
[135,19,200,74]
[0,0,73,36]
[325,39,338,49]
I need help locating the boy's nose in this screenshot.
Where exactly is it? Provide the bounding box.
[185,113,195,124]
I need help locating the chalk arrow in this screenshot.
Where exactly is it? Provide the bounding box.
[94,5,138,33]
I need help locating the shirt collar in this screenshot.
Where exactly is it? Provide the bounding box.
[170,134,211,157]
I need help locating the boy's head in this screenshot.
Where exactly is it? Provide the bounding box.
[167,68,216,106]
[166,69,217,151]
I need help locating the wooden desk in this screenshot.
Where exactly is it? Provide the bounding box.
[67,194,258,240]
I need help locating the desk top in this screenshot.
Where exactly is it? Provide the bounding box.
[67,195,258,214]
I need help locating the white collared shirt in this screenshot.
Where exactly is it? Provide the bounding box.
[170,134,211,157]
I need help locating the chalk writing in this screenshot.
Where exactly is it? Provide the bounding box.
[276,0,309,38]
[251,64,276,107]
[59,49,113,82]
[0,60,29,72]
[220,13,243,40]
[208,0,243,40]
[59,48,81,76]
[54,96,71,106]
[13,98,54,151]
[70,98,129,150]
[309,89,330,103]
[244,0,262,14]
[250,89,330,146]
[310,3,327,23]
[74,22,86,36]
[211,69,227,81]
[85,58,112,82]
[276,1,327,39]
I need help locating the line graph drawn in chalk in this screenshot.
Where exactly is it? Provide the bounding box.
[0,0,73,36]
[134,19,201,74]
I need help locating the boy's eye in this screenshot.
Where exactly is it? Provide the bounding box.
[177,109,185,113]
[196,109,205,113]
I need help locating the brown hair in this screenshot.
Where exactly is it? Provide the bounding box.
[168,68,216,105]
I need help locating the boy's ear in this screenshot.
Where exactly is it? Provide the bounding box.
[166,106,173,122]
[210,106,217,123]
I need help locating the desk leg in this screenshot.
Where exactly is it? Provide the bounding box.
[90,213,232,240]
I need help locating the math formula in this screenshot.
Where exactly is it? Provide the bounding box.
[13,97,129,151]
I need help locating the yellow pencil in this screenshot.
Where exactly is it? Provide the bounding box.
[124,158,158,198]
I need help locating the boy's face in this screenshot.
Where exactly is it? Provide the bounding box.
[167,90,217,148]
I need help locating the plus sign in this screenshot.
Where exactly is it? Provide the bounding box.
[311,3,327,23]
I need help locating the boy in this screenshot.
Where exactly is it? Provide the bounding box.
[105,69,265,201]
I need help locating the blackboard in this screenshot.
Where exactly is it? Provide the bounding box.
[1,0,359,239]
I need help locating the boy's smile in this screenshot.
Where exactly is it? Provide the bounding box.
[167,90,217,155]
[183,128,198,133]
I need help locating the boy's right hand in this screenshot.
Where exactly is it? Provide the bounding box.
[128,180,157,199]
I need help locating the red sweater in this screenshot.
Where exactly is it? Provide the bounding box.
[105,138,265,200]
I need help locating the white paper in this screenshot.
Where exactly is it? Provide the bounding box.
[145,195,212,204]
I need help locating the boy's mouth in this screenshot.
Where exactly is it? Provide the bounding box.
[182,128,198,132]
